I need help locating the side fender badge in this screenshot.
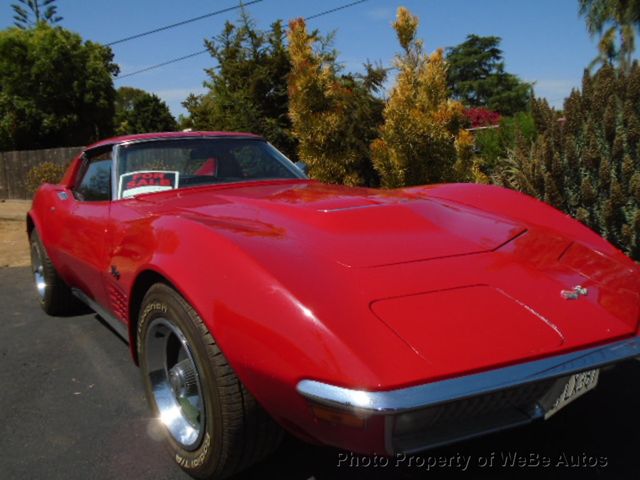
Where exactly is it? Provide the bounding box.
[110,265,121,281]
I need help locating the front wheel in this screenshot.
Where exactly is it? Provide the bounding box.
[137,283,282,479]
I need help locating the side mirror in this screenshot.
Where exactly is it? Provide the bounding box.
[294,161,309,176]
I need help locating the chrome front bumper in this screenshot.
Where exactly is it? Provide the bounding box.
[297,336,640,453]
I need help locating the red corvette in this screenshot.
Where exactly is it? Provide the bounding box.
[29,132,640,478]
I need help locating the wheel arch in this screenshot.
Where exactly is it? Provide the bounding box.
[26,187,54,249]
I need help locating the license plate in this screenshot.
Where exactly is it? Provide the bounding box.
[544,369,600,419]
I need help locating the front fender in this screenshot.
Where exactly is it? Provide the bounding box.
[417,183,629,262]
[113,213,416,434]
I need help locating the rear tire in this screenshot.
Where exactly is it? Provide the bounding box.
[137,283,283,479]
[30,230,79,316]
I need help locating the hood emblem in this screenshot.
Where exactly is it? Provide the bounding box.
[561,285,588,300]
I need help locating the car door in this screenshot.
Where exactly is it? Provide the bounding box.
[55,146,113,308]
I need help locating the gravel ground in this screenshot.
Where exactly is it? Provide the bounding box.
[0,200,30,268]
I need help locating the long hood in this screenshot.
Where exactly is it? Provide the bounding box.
[136,180,639,382]
[137,180,526,267]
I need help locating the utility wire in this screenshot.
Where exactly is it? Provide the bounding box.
[305,0,367,20]
[107,0,264,46]
[118,50,209,79]
[116,0,369,80]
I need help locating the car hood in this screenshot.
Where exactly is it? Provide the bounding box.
[137,180,526,267]
[136,180,639,381]
[366,228,640,378]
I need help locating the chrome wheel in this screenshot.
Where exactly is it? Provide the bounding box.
[145,318,206,451]
[31,242,46,300]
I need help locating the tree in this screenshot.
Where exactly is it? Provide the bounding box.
[183,12,296,159]
[579,0,640,71]
[11,0,62,29]
[446,34,532,116]
[371,7,473,188]
[287,19,386,186]
[471,110,537,182]
[0,24,118,150]
[494,65,640,259]
[114,87,177,135]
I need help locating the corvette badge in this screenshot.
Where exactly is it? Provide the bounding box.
[561,285,588,300]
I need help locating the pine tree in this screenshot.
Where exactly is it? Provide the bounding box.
[446,34,532,115]
[11,0,62,29]
[183,13,296,159]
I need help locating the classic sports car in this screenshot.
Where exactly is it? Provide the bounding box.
[29,131,639,478]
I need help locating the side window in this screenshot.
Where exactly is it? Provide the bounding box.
[74,150,112,201]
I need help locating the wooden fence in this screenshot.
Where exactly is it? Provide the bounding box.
[0,146,83,199]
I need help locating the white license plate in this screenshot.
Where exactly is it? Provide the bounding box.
[544,369,600,419]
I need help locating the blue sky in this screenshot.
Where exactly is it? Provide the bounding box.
[0,0,624,117]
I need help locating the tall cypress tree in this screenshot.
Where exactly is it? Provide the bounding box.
[287,18,385,186]
[371,7,472,188]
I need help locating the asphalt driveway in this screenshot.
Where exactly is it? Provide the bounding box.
[1,266,639,479]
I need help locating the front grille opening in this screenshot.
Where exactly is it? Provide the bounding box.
[391,379,558,453]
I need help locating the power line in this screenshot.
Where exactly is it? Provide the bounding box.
[118,50,209,79]
[306,0,368,20]
[115,0,370,81]
[107,0,264,46]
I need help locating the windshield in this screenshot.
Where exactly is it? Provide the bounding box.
[115,137,304,199]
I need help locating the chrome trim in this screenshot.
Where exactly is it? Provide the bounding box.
[71,288,129,342]
[297,336,640,414]
[111,143,120,201]
[117,134,263,148]
[265,141,307,179]
[293,160,309,176]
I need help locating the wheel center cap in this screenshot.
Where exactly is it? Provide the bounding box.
[169,369,184,394]
[169,359,198,397]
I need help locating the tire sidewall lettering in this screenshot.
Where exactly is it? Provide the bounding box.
[137,300,168,352]
[175,432,211,470]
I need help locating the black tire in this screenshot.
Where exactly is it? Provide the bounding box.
[137,283,283,480]
[29,230,79,316]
